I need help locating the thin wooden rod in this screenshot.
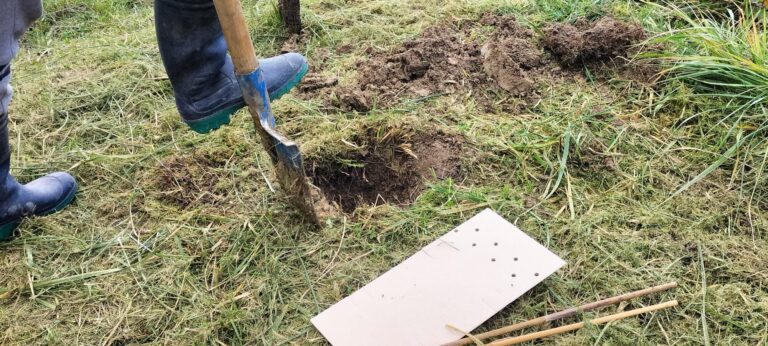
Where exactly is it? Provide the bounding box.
[487,300,678,346]
[444,282,677,346]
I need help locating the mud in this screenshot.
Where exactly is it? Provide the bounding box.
[542,17,645,66]
[304,15,648,111]
[307,129,463,212]
[155,153,227,209]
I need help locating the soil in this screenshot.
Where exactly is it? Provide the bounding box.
[293,15,650,212]
[481,33,544,96]
[542,17,646,66]
[154,153,227,209]
[306,129,463,212]
[331,24,487,112]
[304,14,648,112]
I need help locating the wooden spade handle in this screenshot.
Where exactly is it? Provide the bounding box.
[212,0,258,74]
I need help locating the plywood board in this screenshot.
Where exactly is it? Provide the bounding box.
[311,208,566,346]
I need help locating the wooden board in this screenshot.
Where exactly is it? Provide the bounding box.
[311,208,566,346]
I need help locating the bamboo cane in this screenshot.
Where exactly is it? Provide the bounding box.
[486,300,678,346]
[444,281,677,346]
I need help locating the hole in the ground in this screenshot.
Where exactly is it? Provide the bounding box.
[307,128,464,213]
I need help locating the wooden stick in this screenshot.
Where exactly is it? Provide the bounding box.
[487,300,678,346]
[444,282,677,346]
[212,0,258,74]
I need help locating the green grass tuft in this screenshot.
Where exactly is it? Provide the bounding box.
[643,1,768,203]
[651,1,768,117]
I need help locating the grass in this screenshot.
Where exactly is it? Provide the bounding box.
[0,0,766,345]
[650,1,768,116]
[644,1,768,211]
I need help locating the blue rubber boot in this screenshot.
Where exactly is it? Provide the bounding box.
[0,117,77,240]
[0,64,77,241]
[155,0,309,134]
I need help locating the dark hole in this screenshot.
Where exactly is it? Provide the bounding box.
[514,257,518,261]
[472,243,476,247]
[511,274,516,277]
[534,273,539,276]
[491,258,496,262]
[494,242,498,246]
[475,228,479,232]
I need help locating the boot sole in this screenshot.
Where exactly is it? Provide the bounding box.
[186,63,310,134]
[0,182,78,241]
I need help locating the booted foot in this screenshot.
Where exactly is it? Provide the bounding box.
[0,172,78,240]
[181,53,309,134]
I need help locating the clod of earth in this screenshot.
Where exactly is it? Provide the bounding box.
[542,17,646,66]
[299,75,339,92]
[477,13,544,96]
[307,129,463,212]
[481,36,544,96]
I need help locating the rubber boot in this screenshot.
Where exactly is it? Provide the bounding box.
[155,0,309,134]
[0,65,78,240]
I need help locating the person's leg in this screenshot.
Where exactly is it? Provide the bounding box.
[155,0,309,134]
[0,2,78,240]
[0,0,43,66]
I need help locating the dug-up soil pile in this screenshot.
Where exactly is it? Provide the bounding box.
[307,128,464,212]
[542,17,646,66]
[332,25,487,112]
[304,15,649,112]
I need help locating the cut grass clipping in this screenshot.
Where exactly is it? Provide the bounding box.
[645,1,768,201]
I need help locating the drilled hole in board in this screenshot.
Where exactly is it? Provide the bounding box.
[475,228,480,232]
[494,242,498,246]
[472,243,476,247]
[491,258,496,262]
[534,273,540,277]
[453,229,458,233]
[514,257,519,261]
[511,274,516,278]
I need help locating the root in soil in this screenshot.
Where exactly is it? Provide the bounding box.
[307,129,463,212]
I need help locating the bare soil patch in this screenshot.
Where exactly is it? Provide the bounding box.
[307,129,464,212]
[332,24,487,112]
[303,15,649,111]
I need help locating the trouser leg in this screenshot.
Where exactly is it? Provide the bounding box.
[0,0,43,66]
[154,0,242,120]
